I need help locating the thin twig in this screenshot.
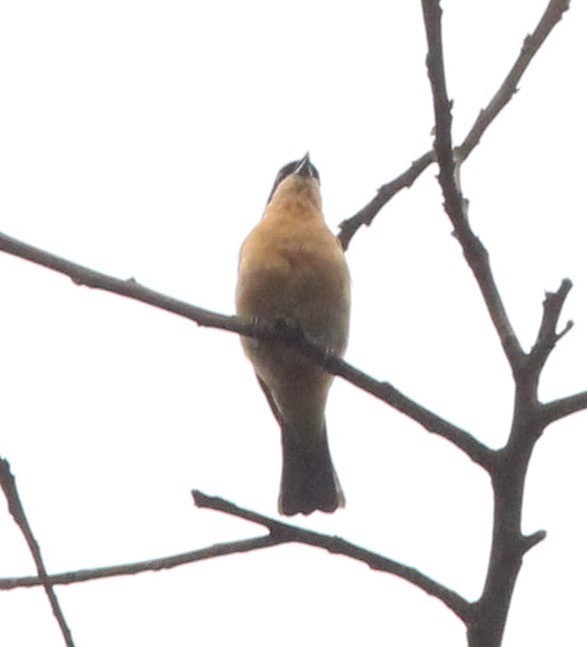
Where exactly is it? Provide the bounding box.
[338,0,571,250]
[0,229,492,467]
[338,151,434,250]
[191,491,473,622]
[0,458,75,647]
[456,0,571,161]
[2,490,472,622]
[0,534,283,591]
[421,0,524,371]
[527,279,573,374]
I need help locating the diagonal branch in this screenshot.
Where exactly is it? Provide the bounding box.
[421,0,524,372]
[0,230,234,333]
[191,490,473,622]
[0,534,283,591]
[338,0,571,250]
[0,458,75,647]
[527,279,573,375]
[321,355,493,468]
[338,151,434,250]
[456,0,571,161]
[0,229,492,467]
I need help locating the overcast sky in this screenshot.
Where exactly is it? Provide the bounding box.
[0,1,586,645]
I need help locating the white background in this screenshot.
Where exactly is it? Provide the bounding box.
[0,1,586,645]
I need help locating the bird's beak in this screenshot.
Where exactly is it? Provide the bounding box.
[294,152,312,177]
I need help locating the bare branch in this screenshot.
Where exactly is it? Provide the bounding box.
[456,0,571,161]
[192,491,473,622]
[521,530,547,554]
[528,279,573,373]
[418,5,575,643]
[0,535,283,590]
[0,229,492,467]
[421,0,524,371]
[542,390,587,425]
[0,458,75,647]
[338,0,571,249]
[421,0,461,224]
[338,151,434,250]
[323,358,493,468]
[1,490,472,622]
[0,230,237,333]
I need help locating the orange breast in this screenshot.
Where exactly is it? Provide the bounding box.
[236,211,350,354]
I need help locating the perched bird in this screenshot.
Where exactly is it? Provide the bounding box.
[236,153,350,515]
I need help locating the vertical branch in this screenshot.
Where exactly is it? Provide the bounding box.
[0,459,75,647]
[420,2,552,645]
[421,0,524,372]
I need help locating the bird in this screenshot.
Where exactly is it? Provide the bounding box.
[236,153,350,515]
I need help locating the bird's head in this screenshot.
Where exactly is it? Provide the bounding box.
[266,153,321,210]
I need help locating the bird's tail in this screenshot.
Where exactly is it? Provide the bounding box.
[278,424,345,516]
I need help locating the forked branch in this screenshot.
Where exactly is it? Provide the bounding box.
[0,490,472,623]
[528,279,573,375]
[338,0,571,251]
[420,1,573,646]
[191,491,473,622]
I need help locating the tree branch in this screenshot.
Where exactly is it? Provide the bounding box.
[191,491,473,622]
[456,0,571,162]
[527,279,573,375]
[0,535,284,589]
[338,151,434,250]
[521,530,547,554]
[0,229,492,467]
[0,230,237,333]
[338,0,571,250]
[542,390,587,425]
[419,4,573,645]
[1,490,473,622]
[0,458,75,647]
[325,360,493,468]
[421,0,524,371]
